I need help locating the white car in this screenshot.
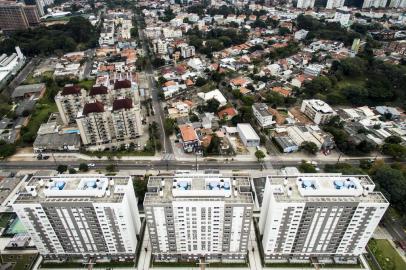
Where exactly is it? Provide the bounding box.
[88,163,96,167]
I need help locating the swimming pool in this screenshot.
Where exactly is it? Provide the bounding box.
[5,218,27,235]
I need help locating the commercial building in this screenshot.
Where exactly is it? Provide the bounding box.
[252,103,275,128]
[300,99,336,125]
[12,83,46,100]
[144,171,254,262]
[0,47,26,88]
[178,124,200,153]
[237,123,260,147]
[362,0,388,8]
[55,85,87,126]
[0,1,39,31]
[12,174,142,261]
[33,133,81,152]
[296,0,315,8]
[326,0,345,9]
[259,174,388,263]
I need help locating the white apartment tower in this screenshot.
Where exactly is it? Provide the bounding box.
[55,85,87,125]
[180,45,196,59]
[12,174,141,261]
[300,99,336,125]
[389,0,406,7]
[362,0,388,8]
[144,171,254,262]
[296,0,315,8]
[259,174,388,263]
[326,0,345,9]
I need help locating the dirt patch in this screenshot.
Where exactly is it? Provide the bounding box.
[288,106,313,124]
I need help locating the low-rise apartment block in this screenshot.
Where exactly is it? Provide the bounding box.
[252,103,275,128]
[144,171,254,262]
[259,174,388,263]
[12,174,142,261]
[300,99,336,125]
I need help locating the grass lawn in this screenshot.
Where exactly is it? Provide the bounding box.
[78,79,95,91]
[19,100,57,145]
[336,77,366,90]
[23,71,54,85]
[368,238,406,270]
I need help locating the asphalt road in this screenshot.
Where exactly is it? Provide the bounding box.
[383,217,406,243]
[0,158,397,171]
[134,10,173,155]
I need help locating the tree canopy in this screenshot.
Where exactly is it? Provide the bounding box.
[0,16,98,56]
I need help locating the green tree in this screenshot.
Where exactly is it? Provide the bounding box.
[0,140,16,158]
[205,134,221,155]
[382,144,406,160]
[133,177,147,203]
[79,163,89,172]
[57,164,68,174]
[301,141,318,155]
[205,98,220,113]
[255,150,265,161]
[384,136,402,144]
[164,118,176,136]
[299,161,317,173]
[105,164,116,172]
[68,168,77,174]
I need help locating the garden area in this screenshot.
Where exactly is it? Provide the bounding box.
[368,238,406,270]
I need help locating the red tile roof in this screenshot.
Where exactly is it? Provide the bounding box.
[218,107,238,119]
[113,98,133,111]
[61,85,81,96]
[83,101,104,115]
[89,85,108,96]
[114,79,131,90]
[179,124,198,142]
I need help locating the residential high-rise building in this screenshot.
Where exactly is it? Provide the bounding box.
[180,45,196,59]
[296,0,315,8]
[362,0,388,8]
[76,101,113,146]
[111,98,143,142]
[326,0,345,9]
[389,0,406,7]
[0,1,40,31]
[76,99,143,149]
[24,0,55,16]
[144,171,254,262]
[55,85,87,126]
[12,174,141,261]
[259,174,388,263]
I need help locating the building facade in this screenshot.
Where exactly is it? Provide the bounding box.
[180,45,196,59]
[296,0,315,8]
[326,0,345,9]
[55,85,87,126]
[12,174,141,261]
[252,103,275,128]
[259,174,388,263]
[144,171,254,262]
[300,99,336,125]
[389,0,406,7]
[0,1,39,31]
[362,0,388,8]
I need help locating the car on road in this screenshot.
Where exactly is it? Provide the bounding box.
[88,163,96,167]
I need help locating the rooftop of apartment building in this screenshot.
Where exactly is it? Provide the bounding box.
[145,171,254,205]
[303,99,335,114]
[13,174,131,204]
[267,174,388,204]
